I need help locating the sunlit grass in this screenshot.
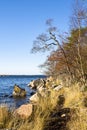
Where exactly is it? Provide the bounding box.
[67,108,87,130]
[0,104,10,128]
[63,83,83,108]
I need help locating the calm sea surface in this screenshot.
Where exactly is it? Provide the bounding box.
[0,75,46,108]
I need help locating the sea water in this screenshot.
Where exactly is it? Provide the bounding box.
[0,75,46,108]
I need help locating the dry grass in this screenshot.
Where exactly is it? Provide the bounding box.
[67,108,87,130]
[18,89,59,130]
[63,83,87,130]
[63,83,83,108]
[0,104,10,128]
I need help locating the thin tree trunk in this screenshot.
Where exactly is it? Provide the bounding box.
[50,32,73,80]
[77,18,85,84]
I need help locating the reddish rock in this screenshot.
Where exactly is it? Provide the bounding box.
[14,104,33,119]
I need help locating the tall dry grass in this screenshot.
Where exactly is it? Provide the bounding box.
[0,104,10,128]
[67,108,87,130]
[18,89,59,130]
[63,83,87,130]
[63,83,83,108]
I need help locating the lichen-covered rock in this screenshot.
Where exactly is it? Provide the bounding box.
[13,84,26,97]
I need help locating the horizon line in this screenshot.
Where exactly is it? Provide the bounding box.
[0,74,46,76]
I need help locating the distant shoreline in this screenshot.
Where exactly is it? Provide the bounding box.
[0,74,46,77]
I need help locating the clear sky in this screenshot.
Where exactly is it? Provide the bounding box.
[0,0,73,75]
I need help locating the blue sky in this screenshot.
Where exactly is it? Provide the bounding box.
[0,0,73,75]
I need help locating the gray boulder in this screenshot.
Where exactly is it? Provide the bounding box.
[28,79,46,90]
[29,93,39,103]
[29,88,50,103]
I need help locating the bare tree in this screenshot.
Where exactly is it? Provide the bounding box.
[31,19,72,78]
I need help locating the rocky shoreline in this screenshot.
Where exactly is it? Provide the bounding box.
[12,77,71,130]
[0,76,87,130]
[11,77,64,119]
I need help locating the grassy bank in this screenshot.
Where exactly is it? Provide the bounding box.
[0,81,87,130]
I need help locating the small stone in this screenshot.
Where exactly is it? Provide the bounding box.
[61,114,66,117]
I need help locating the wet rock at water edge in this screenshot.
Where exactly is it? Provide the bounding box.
[13,84,26,97]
